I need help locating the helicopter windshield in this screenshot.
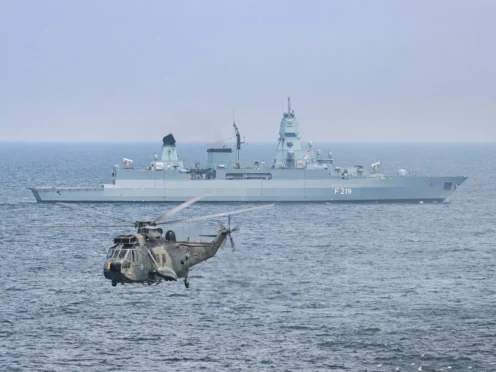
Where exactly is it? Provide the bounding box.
[106,245,137,261]
[106,245,118,258]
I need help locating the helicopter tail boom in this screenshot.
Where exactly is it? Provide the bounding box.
[211,225,237,255]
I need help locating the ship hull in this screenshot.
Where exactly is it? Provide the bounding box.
[29,175,467,203]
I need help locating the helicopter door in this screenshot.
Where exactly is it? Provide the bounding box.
[130,250,145,280]
[138,249,150,280]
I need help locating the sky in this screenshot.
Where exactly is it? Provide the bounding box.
[0,0,495,143]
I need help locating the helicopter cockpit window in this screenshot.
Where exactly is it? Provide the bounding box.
[118,250,128,259]
[107,244,118,258]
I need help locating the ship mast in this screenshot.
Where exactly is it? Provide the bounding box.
[233,121,244,169]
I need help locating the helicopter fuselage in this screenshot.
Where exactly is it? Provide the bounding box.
[103,228,228,287]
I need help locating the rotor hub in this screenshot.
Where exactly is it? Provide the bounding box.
[134,221,156,228]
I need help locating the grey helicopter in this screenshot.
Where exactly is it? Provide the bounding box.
[25,195,274,288]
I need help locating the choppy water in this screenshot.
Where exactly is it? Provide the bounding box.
[1,142,495,371]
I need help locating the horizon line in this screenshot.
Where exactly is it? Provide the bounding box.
[1,140,495,145]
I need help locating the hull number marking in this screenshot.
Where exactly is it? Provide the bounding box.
[334,188,352,195]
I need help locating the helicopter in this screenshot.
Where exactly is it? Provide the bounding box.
[24,195,274,288]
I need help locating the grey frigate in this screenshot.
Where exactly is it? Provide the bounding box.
[29,98,467,203]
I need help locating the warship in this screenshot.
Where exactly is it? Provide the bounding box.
[29,98,467,203]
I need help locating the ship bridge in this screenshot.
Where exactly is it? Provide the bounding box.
[273,98,312,169]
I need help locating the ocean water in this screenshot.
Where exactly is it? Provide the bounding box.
[0,142,495,371]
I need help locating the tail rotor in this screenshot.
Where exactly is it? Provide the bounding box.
[226,215,238,252]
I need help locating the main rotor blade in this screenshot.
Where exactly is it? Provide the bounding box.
[56,202,135,224]
[21,224,131,228]
[153,194,208,222]
[157,203,274,226]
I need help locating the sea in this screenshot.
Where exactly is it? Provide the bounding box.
[0,142,495,372]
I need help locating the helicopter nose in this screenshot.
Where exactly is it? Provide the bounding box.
[109,262,122,273]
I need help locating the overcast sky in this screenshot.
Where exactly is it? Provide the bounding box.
[1,0,494,143]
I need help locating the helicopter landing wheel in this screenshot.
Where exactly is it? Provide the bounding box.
[184,280,190,289]
[111,280,117,287]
